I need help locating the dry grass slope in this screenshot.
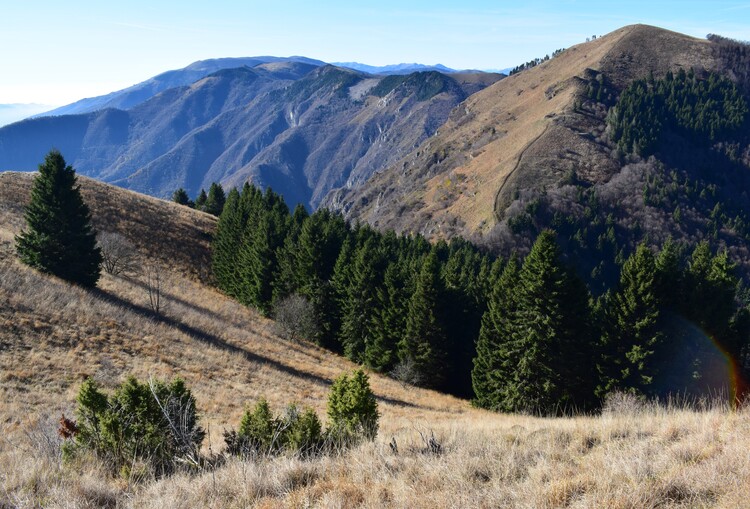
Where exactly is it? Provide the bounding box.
[1,172,749,508]
[333,25,732,240]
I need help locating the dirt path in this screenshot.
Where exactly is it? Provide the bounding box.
[492,122,551,221]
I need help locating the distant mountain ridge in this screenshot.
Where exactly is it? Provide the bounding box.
[333,62,459,74]
[36,58,493,119]
[0,61,501,208]
[39,56,327,117]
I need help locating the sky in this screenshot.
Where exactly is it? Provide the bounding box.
[2,0,749,106]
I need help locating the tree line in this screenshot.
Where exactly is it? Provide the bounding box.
[172,183,226,216]
[474,234,749,413]
[13,146,749,417]
[211,184,750,412]
[212,183,490,396]
[508,48,565,76]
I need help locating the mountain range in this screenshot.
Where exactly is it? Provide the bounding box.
[332,62,459,74]
[2,24,750,281]
[0,60,501,208]
[38,56,327,117]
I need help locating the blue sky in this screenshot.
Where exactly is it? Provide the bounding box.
[2,1,749,105]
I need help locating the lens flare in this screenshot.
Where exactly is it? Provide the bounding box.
[655,315,747,406]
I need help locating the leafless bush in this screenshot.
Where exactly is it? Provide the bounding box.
[601,391,648,416]
[26,415,64,462]
[389,357,424,388]
[98,232,138,277]
[148,377,204,470]
[145,263,164,314]
[272,294,318,342]
[417,429,443,456]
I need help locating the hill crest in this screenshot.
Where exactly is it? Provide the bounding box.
[325,24,743,240]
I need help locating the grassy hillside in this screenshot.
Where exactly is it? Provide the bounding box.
[329,25,746,241]
[2,172,749,508]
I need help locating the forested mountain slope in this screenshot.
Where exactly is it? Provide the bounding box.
[327,25,750,286]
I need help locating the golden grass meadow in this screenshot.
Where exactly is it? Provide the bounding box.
[1,172,749,508]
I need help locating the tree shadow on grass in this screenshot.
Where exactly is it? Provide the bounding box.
[90,287,426,410]
[122,275,249,330]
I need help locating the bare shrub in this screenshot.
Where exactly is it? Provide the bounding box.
[144,263,164,314]
[25,415,64,462]
[272,294,318,342]
[416,429,443,456]
[389,357,424,388]
[98,232,137,277]
[601,391,648,416]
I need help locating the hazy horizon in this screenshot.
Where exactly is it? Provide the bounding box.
[2,1,749,106]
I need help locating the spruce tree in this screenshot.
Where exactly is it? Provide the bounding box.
[172,188,192,207]
[294,210,348,348]
[685,242,737,338]
[597,243,664,397]
[272,203,309,305]
[508,231,594,414]
[366,261,408,371]
[472,257,519,410]
[442,243,487,396]
[399,248,448,389]
[16,149,102,287]
[212,188,243,296]
[237,193,289,315]
[195,188,208,211]
[204,182,226,216]
[330,236,356,352]
[338,238,382,363]
[239,214,275,313]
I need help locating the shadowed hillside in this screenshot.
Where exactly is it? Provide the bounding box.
[0,172,469,451]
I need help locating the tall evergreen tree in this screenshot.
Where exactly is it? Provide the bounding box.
[472,257,519,410]
[212,188,243,296]
[204,182,226,216]
[239,214,275,312]
[685,242,737,338]
[237,191,289,314]
[294,210,348,347]
[507,231,594,414]
[338,238,383,363]
[367,260,409,371]
[272,203,309,305]
[597,243,664,398]
[442,242,488,396]
[16,149,102,287]
[330,235,356,352]
[399,248,448,389]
